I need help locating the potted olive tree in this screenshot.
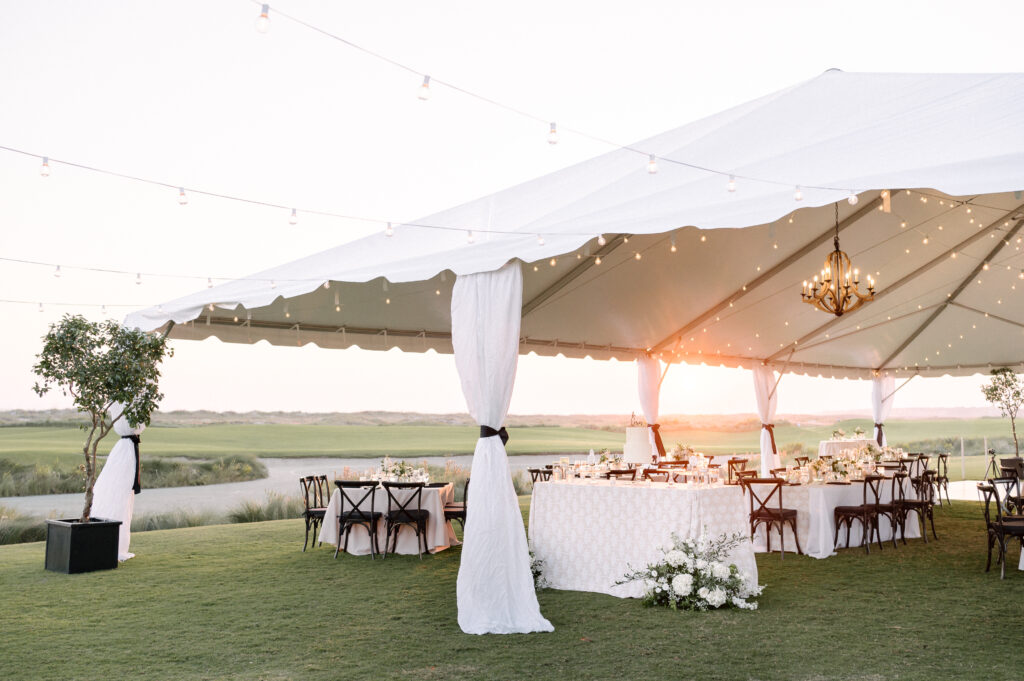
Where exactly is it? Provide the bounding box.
[33,314,171,573]
[981,367,1023,477]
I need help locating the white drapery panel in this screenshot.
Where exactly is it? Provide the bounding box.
[91,402,145,561]
[637,356,663,461]
[753,365,780,476]
[451,262,552,635]
[871,374,896,447]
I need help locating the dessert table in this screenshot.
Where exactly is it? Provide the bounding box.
[818,438,876,458]
[747,477,921,558]
[528,479,757,598]
[318,482,458,556]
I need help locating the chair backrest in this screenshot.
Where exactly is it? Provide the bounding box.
[890,471,909,504]
[989,476,1020,515]
[861,474,883,506]
[978,483,1000,525]
[528,468,551,483]
[607,468,637,480]
[642,469,670,483]
[794,456,810,467]
[769,467,788,478]
[314,475,330,508]
[918,470,936,503]
[299,476,320,511]
[735,469,757,483]
[741,478,784,517]
[998,458,1023,479]
[660,461,689,468]
[936,453,949,478]
[382,481,424,522]
[335,480,377,524]
[726,458,746,484]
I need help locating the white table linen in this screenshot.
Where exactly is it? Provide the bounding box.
[748,478,921,559]
[817,439,876,458]
[318,483,458,556]
[528,480,757,598]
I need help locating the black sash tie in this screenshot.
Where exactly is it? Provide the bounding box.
[649,423,667,460]
[762,423,777,454]
[479,425,509,446]
[122,434,142,494]
[874,423,884,447]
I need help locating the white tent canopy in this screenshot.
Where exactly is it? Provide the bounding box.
[127,70,1024,378]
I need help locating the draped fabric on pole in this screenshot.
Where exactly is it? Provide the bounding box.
[637,356,665,461]
[871,374,896,447]
[753,365,780,476]
[91,402,145,561]
[451,262,553,635]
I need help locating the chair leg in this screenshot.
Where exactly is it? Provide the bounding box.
[875,515,883,551]
[334,523,344,559]
[382,522,391,559]
[791,518,803,555]
[929,509,938,540]
[302,515,311,552]
[779,522,785,560]
[985,532,994,572]
[833,515,841,551]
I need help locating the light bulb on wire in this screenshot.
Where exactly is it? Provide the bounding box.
[597,234,606,246]
[177,187,188,205]
[53,265,61,278]
[384,222,394,237]
[289,208,298,225]
[135,273,142,285]
[847,190,859,205]
[467,230,475,244]
[548,122,559,145]
[727,175,736,192]
[40,156,50,177]
[417,75,431,100]
[794,186,803,201]
[255,4,270,33]
[647,154,658,174]
[537,234,545,246]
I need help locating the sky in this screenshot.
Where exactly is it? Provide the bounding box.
[0,0,1019,416]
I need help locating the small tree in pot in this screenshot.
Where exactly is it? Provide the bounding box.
[33,315,172,572]
[981,367,1023,457]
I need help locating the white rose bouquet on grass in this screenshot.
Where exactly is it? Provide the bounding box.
[616,531,762,611]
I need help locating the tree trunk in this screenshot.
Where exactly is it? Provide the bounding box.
[1012,415,1019,457]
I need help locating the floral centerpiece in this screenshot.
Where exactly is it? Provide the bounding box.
[831,428,846,440]
[809,456,848,479]
[597,449,622,466]
[379,457,427,482]
[853,426,865,437]
[668,443,694,462]
[616,531,762,611]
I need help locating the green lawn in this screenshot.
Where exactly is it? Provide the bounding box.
[0,498,1021,680]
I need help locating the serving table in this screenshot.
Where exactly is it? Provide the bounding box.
[318,482,458,556]
[747,477,921,558]
[528,479,757,598]
[818,438,876,458]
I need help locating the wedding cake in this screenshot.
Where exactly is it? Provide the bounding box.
[623,426,651,464]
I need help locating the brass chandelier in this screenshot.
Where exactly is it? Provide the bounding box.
[801,203,875,316]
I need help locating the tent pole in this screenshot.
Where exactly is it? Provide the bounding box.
[161,321,175,339]
[766,201,1024,363]
[882,374,916,403]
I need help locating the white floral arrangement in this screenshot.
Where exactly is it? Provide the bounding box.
[598,449,622,466]
[853,426,866,437]
[831,428,846,440]
[379,457,426,481]
[616,531,762,611]
[668,443,694,461]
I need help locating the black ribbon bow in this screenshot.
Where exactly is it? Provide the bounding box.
[762,423,777,454]
[479,425,510,446]
[122,434,142,494]
[649,423,667,460]
[874,423,884,446]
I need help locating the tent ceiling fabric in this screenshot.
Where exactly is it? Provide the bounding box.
[126,71,1024,379]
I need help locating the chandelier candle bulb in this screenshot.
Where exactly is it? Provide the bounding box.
[802,202,875,316]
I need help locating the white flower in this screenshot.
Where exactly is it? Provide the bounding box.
[695,558,709,572]
[665,550,687,567]
[697,586,709,600]
[671,573,693,596]
[650,569,658,577]
[705,587,727,608]
[712,562,731,580]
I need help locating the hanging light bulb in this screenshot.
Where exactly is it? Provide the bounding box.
[255,4,270,33]
[135,273,142,285]
[548,122,559,145]
[323,281,330,289]
[1018,270,1024,280]
[384,222,394,237]
[922,235,929,245]
[597,234,607,246]
[270,279,276,288]
[727,175,736,193]
[595,256,602,265]
[40,156,50,177]
[53,265,61,278]
[700,234,707,242]
[847,190,859,205]
[102,305,107,315]
[467,230,475,243]
[284,302,290,318]
[38,302,43,313]
[289,208,298,225]
[537,234,545,246]
[177,187,188,205]
[417,75,431,100]
[647,154,658,174]
[794,186,803,201]
[670,235,677,253]
[983,262,990,270]
[334,292,341,311]
[549,258,557,267]
[634,252,642,261]
[207,277,213,288]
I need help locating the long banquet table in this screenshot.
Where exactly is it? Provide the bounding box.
[528,479,757,598]
[818,438,876,458]
[318,482,458,556]
[748,478,922,559]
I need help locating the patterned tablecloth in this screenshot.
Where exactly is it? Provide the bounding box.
[748,478,922,559]
[318,483,458,556]
[818,439,877,458]
[528,480,757,598]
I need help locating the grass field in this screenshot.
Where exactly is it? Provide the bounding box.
[0,498,1021,681]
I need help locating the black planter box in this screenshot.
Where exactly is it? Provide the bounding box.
[45,517,121,574]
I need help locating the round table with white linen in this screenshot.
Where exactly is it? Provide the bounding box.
[318,482,458,556]
[528,479,757,598]
[818,439,877,458]
[747,477,922,558]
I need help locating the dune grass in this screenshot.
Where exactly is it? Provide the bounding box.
[0,498,1021,681]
